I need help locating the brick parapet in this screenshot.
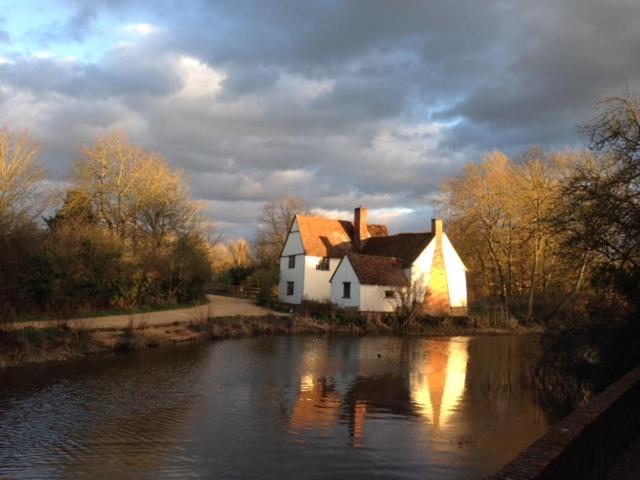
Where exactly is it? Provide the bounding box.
[487,365,640,480]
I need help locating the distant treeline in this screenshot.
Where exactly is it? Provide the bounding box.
[0,130,211,318]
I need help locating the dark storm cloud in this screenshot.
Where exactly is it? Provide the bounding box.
[436,1,640,151]
[1,0,640,238]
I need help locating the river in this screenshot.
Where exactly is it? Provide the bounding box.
[0,335,550,479]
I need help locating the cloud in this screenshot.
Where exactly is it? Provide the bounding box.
[1,0,640,238]
[122,22,160,36]
[34,4,100,44]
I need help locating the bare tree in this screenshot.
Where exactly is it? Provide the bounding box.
[391,283,428,326]
[581,92,640,162]
[551,93,640,305]
[136,159,201,249]
[0,126,46,227]
[71,131,143,238]
[228,239,251,268]
[71,131,201,250]
[438,148,584,319]
[439,150,525,314]
[254,195,308,266]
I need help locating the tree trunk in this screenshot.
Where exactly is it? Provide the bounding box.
[527,236,543,320]
[544,253,588,322]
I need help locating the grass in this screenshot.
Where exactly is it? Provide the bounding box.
[187,311,531,341]
[0,322,97,367]
[114,318,151,352]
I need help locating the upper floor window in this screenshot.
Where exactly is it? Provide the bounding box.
[316,257,330,271]
[385,290,395,299]
[288,255,296,269]
[343,282,351,299]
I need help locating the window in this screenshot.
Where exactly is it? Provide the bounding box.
[286,282,294,296]
[288,255,296,269]
[385,290,395,299]
[316,257,330,271]
[342,282,351,298]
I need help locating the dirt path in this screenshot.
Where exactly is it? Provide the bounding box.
[9,295,287,331]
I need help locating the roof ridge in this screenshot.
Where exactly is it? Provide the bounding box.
[293,214,389,258]
[297,214,385,225]
[296,214,346,221]
[383,231,432,236]
[347,252,404,262]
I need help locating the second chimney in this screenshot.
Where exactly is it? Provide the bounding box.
[354,206,370,249]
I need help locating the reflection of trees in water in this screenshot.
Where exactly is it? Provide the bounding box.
[465,335,537,406]
[461,335,550,464]
[533,328,601,421]
[533,312,640,422]
[532,361,593,422]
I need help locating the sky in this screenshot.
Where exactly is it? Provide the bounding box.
[1,0,639,239]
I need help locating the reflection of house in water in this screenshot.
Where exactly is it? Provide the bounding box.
[342,374,415,447]
[410,337,469,430]
[287,337,470,446]
[289,375,341,432]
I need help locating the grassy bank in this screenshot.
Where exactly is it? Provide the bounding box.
[0,313,538,369]
[0,319,203,368]
[188,313,538,339]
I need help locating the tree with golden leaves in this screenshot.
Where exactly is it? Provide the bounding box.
[71,131,201,251]
[438,148,582,319]
[0,126,46,227]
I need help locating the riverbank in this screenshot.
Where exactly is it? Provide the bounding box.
[0,313,540,369]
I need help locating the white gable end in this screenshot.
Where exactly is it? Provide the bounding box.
[409,238,436,300]
[279,219,305,304]
[281,219,304,256]
[330,257,360,309]
[442,233,467,308]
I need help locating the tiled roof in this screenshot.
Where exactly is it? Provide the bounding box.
[295,215,388,258]
[359,233,434,267]
[344,253,409,287]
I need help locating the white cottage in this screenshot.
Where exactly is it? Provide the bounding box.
[278,207,467,315]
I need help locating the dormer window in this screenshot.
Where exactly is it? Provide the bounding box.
[316,257,330,271]
[342,282,351,299]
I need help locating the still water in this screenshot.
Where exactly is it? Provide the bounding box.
[0,335,550,479]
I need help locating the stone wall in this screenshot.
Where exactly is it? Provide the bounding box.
[487,364,640,480]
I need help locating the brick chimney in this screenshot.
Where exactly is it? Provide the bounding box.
[425,217,450,316]
[354,206,370,249]
[431,218,443,239]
